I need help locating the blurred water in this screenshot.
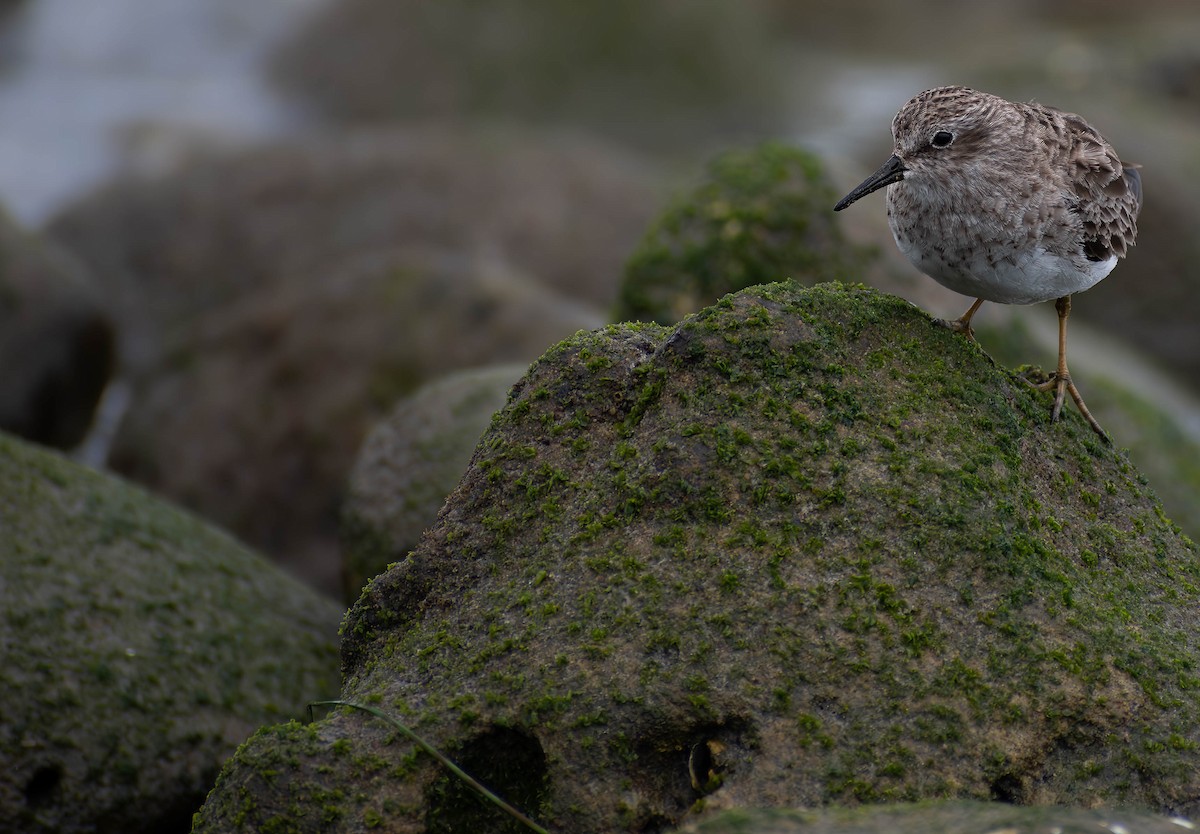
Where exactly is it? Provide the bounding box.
[0,0,324,225]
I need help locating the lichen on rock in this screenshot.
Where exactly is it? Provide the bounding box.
[195,281,1200,834]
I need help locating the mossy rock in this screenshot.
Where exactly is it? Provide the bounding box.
[681,801,1197,834]
[0,432,342,834]
[614,143,875,325]
[341,362,529,599]
[977,316,1200,542]
[193,282,1200,834]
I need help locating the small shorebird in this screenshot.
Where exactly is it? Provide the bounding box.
[834,85,1142,441]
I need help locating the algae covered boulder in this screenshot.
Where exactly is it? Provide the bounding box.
[194,282,1200,833]
[0,432,342,834]
[614,143,875,325]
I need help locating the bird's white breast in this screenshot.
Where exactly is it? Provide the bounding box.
[892,226,1113,304]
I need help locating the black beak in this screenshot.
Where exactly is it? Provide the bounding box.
[833,155,907,211]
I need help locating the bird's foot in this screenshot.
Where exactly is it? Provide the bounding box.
[1028,372,1110,443]
[936,317,975,342]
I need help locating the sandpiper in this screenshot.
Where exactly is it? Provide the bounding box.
[834,85,1142,442]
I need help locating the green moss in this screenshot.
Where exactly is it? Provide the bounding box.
[198,282,1200,833]
[0,433,343,833]
[614,144,876,325]
[980,316,1200,542]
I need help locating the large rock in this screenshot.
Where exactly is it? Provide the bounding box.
[341,362,529,599]
[47,127,657,338]
[0,431,342,834]
[0,207,113,449]
[192,282,1200,833]
[46,128,639,591]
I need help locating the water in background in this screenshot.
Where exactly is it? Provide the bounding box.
[0,0,325,225]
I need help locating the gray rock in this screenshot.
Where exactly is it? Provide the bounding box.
[342,362,529,599]
[45,127,640,592]
[46,127,656,349]
[0,430,342,834]
[98,248,600,594]
[193,282,1200,833]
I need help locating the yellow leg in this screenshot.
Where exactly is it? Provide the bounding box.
[1033,295,1109,442]
[938,298,985,341]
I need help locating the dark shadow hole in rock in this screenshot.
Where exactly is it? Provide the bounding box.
[425,725,549,834]
[688,738,729,796]
[24,764,62,807]
[630,716,755,831]
[638,813,676,834]
[990,772,1025,804]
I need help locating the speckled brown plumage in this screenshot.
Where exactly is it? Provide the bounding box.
[834,85,1143,441]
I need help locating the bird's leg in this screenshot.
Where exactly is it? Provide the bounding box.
[1033,295,1110,442]
[938,297,985,341]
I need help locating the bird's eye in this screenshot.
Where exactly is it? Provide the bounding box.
[931,130,954,148]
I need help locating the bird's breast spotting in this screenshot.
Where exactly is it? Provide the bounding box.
[892,229,1117,306]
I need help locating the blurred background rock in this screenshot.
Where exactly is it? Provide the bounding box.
[0,0,1196,598]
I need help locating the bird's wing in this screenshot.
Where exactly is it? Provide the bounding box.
[1062,112,1141,261]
